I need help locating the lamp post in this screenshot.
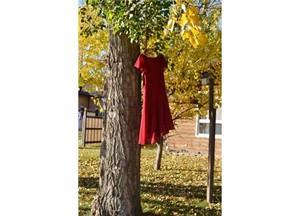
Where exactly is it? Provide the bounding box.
[201,72,216,204]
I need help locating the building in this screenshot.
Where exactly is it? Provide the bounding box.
[78,88,104,130]
[165,108,222,157]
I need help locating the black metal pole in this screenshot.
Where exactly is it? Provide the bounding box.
[82,108,87,148]
[207,76,216,203]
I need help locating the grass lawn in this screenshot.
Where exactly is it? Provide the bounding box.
[78,133,222,216]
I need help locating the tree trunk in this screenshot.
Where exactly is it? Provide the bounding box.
[90,30,142,216]
[154,138,163,170]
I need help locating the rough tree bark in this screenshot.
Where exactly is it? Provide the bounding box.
[90,30,142,215]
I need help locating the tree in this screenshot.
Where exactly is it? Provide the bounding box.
[84,0,173,215]
[90,30,142,216]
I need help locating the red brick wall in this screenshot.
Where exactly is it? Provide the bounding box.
[165,118,222,157]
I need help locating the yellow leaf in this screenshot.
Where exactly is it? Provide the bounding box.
[188,34,198,48]
[167,19,175,32]
[178,13,188,27]
[94,60,105,68]
[186,6,199,27]
[163,29,168,37]
[181,30,190,40]
[175,0,183,7]
[191,27,200,36]
[171,7,177,16]
[186,5,199,16]
[180,30,198,48]
[197,34,208,47]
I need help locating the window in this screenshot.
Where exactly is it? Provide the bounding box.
[196,107,222,139]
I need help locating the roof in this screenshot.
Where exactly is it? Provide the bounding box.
[78,90,103,98]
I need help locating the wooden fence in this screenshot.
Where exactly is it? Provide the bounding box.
[81,108,103,147]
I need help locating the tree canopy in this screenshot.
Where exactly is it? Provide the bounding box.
[79,0,222,117]
[164,0,222,118]
[78,4,107,93]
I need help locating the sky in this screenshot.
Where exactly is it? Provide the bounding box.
[78,0,84,7]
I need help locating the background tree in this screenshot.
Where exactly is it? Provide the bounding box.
[78,4,108,93]
[164,0,222,120]
[153,0,222,170]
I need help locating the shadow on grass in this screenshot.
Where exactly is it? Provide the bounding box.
[142,197,221,216]
[79,177,99,188]
[79,177,221,210]
[78,145,102,150]
[78,177,221,202]
[143,213,159,216]
[78,177,221,216]
[141,182,221,215]
[141,181,221,203]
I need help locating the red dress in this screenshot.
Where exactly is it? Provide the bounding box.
[134,53,174,145]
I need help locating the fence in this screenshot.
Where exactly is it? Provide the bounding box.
[81,108,103,147]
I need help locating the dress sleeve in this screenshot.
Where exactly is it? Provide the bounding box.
[134,54,145,73]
